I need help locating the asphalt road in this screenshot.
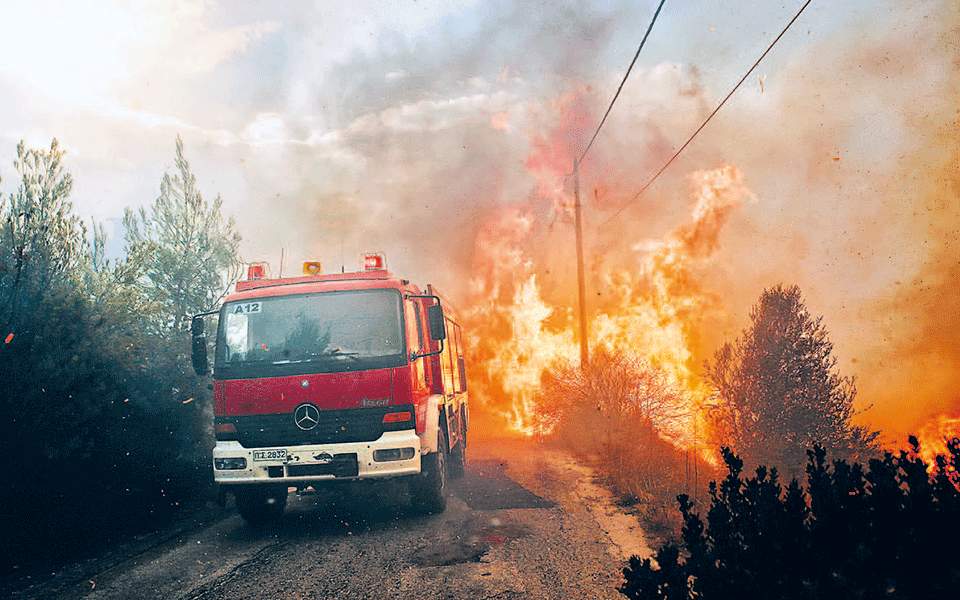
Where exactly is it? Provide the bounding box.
[12,439,652,599]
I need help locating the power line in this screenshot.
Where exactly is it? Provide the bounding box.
[570,0,666,367]
[577,0,667,167]
[601,0,813,226]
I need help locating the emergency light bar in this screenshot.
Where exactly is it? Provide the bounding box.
[302,261,323,276]
[362,252,386,271]
[246,262,269,280]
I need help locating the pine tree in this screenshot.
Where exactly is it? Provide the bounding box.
[0,139,85,333]
[123,135,241,333]
[706,284,878,471]
[0,138,241,568]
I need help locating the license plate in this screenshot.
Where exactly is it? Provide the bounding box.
[252,449,287,462]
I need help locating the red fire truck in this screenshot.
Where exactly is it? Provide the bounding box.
[190,254,468,524]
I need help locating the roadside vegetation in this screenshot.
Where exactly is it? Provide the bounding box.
[0,137,239,571]
[550,284,956,597]
[621,439,960,599]
[538,349,717,540]
[541,285,878,544]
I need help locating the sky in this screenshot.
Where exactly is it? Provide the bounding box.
[0,0,866,261]
[1,0,957,440]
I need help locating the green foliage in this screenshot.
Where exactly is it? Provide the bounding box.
[706,284,878,472]
[0,136,239,570]
[123,135,241,333]
[621,440,960,600]
[1,140,85,332]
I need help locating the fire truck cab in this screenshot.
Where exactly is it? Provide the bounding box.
[190,255,468,524]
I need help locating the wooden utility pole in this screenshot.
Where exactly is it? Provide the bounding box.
[573,158,589,368]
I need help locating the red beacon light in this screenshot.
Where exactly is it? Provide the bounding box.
[246,262,269,280]
[362,252,386,271]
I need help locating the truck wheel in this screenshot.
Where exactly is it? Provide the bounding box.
[448,421,467,480]
[235,485,287,526]
[410,427,447,514]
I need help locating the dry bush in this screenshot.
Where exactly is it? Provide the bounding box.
[538,348,716,540]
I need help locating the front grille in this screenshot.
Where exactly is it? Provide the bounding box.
[286,454,358,478]
[229,406,411,448]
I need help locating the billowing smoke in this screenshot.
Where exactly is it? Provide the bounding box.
[229,1,958,444]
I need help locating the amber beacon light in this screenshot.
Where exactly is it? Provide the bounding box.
[302,261,323,276]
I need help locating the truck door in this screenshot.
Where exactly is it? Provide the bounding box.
[404,299,428,396]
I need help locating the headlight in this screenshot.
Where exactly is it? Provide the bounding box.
[373,448,416,462]
[214,457,247,470]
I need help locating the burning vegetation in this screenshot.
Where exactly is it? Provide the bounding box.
[457,3,959,518]
[1,1,957,590]
[459,13,960,471]
[465,138,754,447]
[463,93,867,474]
[916,414,960,473]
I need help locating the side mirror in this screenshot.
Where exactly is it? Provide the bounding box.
[406,294,445,361]
[427,304,446,341]
[191,315,205,336]
[191,315,209,376]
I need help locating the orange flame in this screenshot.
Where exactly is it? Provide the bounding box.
[914,413,960,471]
[464,93,752,462]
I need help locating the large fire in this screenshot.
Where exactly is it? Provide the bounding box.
[463,97,753,457]
[453,0,960,457]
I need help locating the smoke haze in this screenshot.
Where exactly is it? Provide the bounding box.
[2,0,957,443]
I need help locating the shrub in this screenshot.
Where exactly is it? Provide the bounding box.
[621,438,960,599]
[540,349,715,537]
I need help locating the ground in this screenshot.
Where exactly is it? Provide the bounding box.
[6,439,652,600]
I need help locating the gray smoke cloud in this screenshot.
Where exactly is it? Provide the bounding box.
[221,1,959,440]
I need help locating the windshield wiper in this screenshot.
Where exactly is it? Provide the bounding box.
[264,348,364,366]
[328,348,361,360]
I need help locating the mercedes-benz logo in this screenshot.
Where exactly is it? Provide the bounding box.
[294,403,320,431]
[313,452,334,464]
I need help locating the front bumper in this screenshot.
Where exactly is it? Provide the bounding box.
[213,429,422,485]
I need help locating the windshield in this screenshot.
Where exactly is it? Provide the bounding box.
[215,289,405,378]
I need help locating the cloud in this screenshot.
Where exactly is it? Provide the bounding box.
[345,91,518,136]
[173,19,280,75]
[241,113,291,145]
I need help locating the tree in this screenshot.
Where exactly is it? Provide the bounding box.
[705,284,878,471]
[124,135,241,333]
[540,347,689,438]
[0,139,85,333]
[0,137,235,570]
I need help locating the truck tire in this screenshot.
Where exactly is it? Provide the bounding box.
[410,427,447,514]
[448,419,467,479]
[235,485,287,526]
